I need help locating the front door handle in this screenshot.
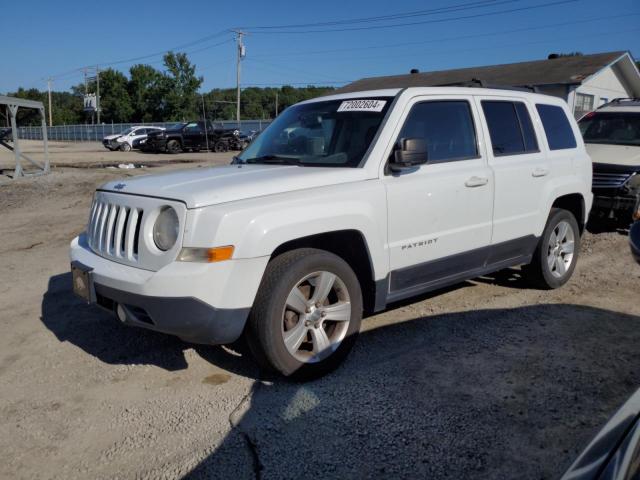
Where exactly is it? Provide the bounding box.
[532,167,550,177]
[465,176,489,187]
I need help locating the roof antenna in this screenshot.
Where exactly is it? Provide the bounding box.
[410,68,420,74]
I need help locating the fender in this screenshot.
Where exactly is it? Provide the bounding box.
[182,181,389,281]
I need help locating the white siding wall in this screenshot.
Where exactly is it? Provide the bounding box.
[575,65,631,109]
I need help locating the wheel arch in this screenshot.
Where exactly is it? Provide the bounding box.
[552,193,586,234]
[270,230,378,315]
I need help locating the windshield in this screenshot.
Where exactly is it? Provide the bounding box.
[579,112,640,146]
[120,127,135,135]
[237,98,392,167]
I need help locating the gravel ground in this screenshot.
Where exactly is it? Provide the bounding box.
[1,142,639,479]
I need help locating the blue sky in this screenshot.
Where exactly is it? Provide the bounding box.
[2,0,639,93]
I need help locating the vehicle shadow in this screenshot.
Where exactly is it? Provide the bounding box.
[184,303,640,480]
[40,273,258,375]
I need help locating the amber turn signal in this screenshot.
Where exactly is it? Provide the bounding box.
[178,246,234,263]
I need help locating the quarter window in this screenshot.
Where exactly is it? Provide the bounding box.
[397,101,478,163]
[482,101,539,156]
[536,104,577,150]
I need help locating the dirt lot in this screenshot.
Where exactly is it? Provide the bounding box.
[1,141,639,479]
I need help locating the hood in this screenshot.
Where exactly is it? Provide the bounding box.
[586,143,640,168]
[99,164,371,208]
[103,134,121,141]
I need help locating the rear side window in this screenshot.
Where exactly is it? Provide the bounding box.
[481,101,539,156]
[398,100,478,163]
[536,104,577,150]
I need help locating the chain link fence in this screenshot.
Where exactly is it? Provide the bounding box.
[17,120,272,142]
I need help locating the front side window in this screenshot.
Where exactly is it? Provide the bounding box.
[184,123,202,133]
[237,98,392,167]
[536,104,577,150]
[579,112,640,146]
[397,100,478,163]
[482,101,538,156]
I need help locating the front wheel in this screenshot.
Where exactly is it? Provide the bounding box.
[166,139,181,154]
[246,248,362,380]
[523,208,580,289]
[120,142,131,152]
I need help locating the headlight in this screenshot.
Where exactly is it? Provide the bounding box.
[626,173,640,191]
[153,207,179,251]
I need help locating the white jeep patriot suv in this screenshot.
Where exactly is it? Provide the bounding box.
[70,87,592,378]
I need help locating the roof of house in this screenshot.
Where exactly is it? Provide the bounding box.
[334,51,628,94]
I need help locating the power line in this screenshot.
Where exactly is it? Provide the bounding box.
[250,12,640,59]
[239,0,516,30]
[243,0,581,34]
[48,31,233,80]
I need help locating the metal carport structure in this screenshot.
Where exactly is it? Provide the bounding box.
[1,95,49,177]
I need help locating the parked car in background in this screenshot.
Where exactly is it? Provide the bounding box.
[579,98,640,228]
[70,87,592,379]
[562,384,640,480]
[102,126,164,152]
[144,121,241,153]
[0,127,12,143]
[563,223,640,479]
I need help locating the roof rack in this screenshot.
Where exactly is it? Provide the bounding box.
[598,98,640,109]
[433,78,536,93]
[610,98,640,103]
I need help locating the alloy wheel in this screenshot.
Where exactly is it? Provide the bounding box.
[281,271,351,363]
[547,220,575,278]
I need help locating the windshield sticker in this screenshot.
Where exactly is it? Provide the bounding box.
[337,99,386,113]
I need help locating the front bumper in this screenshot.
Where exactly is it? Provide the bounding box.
[70,234,269,344]
[103,138,123,150]
[591,193,639,222]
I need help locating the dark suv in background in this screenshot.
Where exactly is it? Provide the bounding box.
[579,98,640,228]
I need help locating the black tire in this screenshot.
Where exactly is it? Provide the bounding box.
[214,141,227,153]
[245,248,363,380]
[166,139,181,154]
[523,208,580,289]
[120,142,131,152]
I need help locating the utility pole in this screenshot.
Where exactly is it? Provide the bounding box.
[201,94,210,152]
[232,30,246,129]
[96,66,101,124]
[47,78,53,126]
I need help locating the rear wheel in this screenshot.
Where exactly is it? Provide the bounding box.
[166,139,181,154]
[246,248,362,380]
[523,208,580,289]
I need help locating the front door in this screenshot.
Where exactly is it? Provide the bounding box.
[182,122,204,148]
[384,95,494,299]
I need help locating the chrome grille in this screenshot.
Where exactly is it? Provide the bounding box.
[88,199,144,262]
[592,171,632,189]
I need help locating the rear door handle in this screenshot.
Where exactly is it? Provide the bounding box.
[465,176,489,187]
[532,167,550,177]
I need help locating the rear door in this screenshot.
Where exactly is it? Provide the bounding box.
[476,96,547,250]
[384,95,494,298]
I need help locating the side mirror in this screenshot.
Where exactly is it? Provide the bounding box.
[390,138,428,173]
[630,221,640,265]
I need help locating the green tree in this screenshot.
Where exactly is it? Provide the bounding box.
[162,51,203,121]
[128,64,165,122]
[96,68,133,123]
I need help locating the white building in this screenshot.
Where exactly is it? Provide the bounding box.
[337,51,640,119]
